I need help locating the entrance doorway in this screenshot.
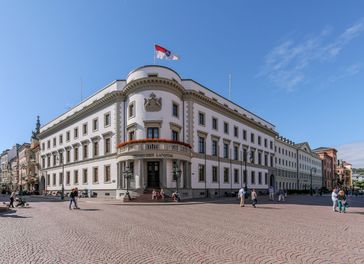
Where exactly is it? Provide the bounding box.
[147,161,160,188]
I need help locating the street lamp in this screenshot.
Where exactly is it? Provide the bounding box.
[56,152,65,200]
[310,167,316,196]
[243,149,254,193]
[123,166,132,200]
[172,163,182,195]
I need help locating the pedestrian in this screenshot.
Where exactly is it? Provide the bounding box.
[337,190,347,213]
[251,189,257,208]
[269,186,274,201]
[69,188,76,210]
[9,190,16,208]
[238,187,245,207]
[74,187,80,209]
[331,188,338,212]
[278,189,285,202]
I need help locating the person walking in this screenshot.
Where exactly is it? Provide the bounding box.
[9,190,16,208]
[331,188,338,212]
[278,189,285,202]
[238,187,245,207]
[337,189,347,213]
[251,189,257,208]
[269,186,274,201]
[74,187,80,209]
[69,188,76,210]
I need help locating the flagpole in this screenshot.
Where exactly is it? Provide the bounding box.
[153,44,156,65]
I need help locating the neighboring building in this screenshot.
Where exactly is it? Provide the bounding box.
[314,147,338,190]
[274,136,297,191]
[39,65,277,199]
[275,137,322,191]
[0,150,10,189]
[296,142,322,191]
[336,160,352,187]
[352,173,364,182]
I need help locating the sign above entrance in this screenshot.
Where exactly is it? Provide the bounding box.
[134,153,174,158]
[144,93,162,112]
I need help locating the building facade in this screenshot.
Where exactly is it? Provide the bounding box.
[336,160,352,188]
[274,137,322,191]
[39,65,277,199]
[314,147,338,190]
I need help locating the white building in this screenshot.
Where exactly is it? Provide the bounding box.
[39,65,277,199]
[274,137,322,191]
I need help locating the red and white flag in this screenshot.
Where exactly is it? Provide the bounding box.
[155,44,180,60]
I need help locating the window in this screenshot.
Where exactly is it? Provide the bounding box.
[104,165,111,182]
[64,150,69,164]
[212,166,218,182]
[212,140,218,156]
[53,138,56,147]
[93,118,98,131]
[66,131,70,141]
[258,136,261,145]
[250,151,255,164]
[258,152,262,165]
[258,172,262,184]
[265,173,268,185]
[93,167,99,183]
[47,156,50,167]
[172,103,179,117]
[264,138,267,148]
[47,174,50,186]
[243,130,247,140]
[224,168,229,183]
[74,147,79,162]
[42,143,45,150]
[251,133,255,143]
[234,126,238,137]
[59,172,63,185]
[270,141,273,150]
[172,130,179,141]
[251,171,255,184]
[234,146,239,160]
[129,131,135,141]
[264,154,268,166]
[198,164,205,182]
[147,127,159,139]
[270,156,274,167]
[128,103,135,118]
[105,138,111,154]
[53,154,56,166]
[104,112,111,127]
[198,137,205,154]
[83,169,88,184]
[59,135,63,145]
[47,140,50,149]
[74,170,79,185]
[74,127,79,139]
[223,143,229,159]
[234,169,239,183]
[93,141,99,157]
[52,173,56,186]
[198,112,205,126]
[66,171,70,185]
[212,117,218,130]
[83,144,88,159]
[83,123,88,135]
[224,122,229,134]
[42,157,45,168]
[243,149,247,162]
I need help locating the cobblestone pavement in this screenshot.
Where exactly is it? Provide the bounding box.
[0,195,363,264]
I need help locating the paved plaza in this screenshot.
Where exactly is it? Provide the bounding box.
[0,195,363,264]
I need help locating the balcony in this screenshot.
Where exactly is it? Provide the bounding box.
[117,139,192,161]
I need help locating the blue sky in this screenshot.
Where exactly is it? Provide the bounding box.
[0,1,363,167]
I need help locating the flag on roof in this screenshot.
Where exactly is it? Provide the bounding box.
[155,44,180,60]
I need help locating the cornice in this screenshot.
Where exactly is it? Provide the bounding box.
[39,91,124,139]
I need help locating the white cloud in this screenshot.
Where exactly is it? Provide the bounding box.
[336,141,364,168]
[260,18,364,91]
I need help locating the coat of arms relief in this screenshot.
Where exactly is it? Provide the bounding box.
[144,93,162,112]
